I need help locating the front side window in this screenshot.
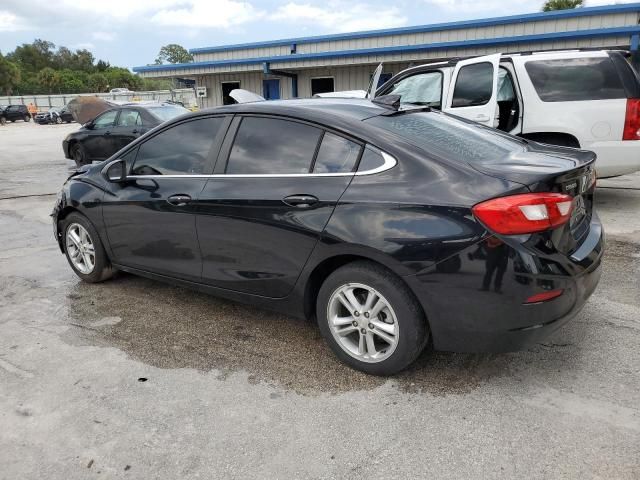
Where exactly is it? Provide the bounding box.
[116,109,142,127]
[386,71,443,107]
[227,117,322,174]
[131,117,225,175]
[313,133,361,173]
[93,110,118,129]
[452,62,494,108]
[524,57,626,102]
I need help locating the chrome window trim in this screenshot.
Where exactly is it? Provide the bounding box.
[121,151,397,179]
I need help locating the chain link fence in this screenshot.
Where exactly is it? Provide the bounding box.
[0,88,197,110]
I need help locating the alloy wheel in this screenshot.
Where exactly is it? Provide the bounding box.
[327,283,399,363]
[66,223,96,274]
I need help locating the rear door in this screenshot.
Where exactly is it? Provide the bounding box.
[102,115,230,281]
[196,115,362,297]
[111,108,146,151]
[443,53,501,126]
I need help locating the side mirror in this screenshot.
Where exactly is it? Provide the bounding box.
[105,159,127,182]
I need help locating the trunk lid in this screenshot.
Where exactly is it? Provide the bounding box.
[471,141,597,254]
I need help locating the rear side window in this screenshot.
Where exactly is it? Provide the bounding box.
[116,109,142,127]
[358,146,386,172]
[525,57,626,102]
[313,133,361,173]
[452,62,494,108]
[131,117,224,175]
[227,117,322,174]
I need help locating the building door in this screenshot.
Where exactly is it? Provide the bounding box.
[222,81,240,105]
[262,79,280,100]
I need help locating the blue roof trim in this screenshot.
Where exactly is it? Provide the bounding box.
[188,3,640,54]
[134,25,640,73]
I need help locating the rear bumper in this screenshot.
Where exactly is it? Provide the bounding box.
[584,140,640,177]
[407,214,604,353]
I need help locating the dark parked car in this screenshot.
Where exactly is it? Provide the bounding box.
[35,105,74,125]
[62,102,189,167]
[52,98,603,375]
[1,104,31,124]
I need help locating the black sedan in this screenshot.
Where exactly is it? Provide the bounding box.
[62,102,188,167]
[51,98,603,375]
[34,105,74,125]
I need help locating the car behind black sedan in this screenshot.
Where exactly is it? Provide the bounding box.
[62,102,188,167]
[35,105,74,125]
[52,98,603,375]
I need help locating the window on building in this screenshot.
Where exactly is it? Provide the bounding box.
[524,57,626,102]
[311,77,335,96]
[312,133,361,173]
[222,81,240,105]
[451,62,494,108]
[227,117,322,174]
[131,117,225,175]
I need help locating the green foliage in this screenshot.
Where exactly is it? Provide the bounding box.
[155,44,193,64]
[3,39,170,95]
[0,53,21,95]
[542,0,583,12]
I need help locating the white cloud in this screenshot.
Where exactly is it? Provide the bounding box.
[72,42,95,50]
[0,10,26,32]
[270,2,407,32]
[92,31,116,42]
[150,0,262,28]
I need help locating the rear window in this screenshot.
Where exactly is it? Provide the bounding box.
[147,105,189,121]
[366,112,524,164]
[524,57,626,102]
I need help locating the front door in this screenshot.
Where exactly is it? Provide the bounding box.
[262,79,280,100]
[84,109,120,160]
[111,108,147,152]
[101,115,230,281]
[197,115,362,298]
[443,53,501,127]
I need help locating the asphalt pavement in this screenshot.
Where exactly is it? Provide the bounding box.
[0,120,638,479]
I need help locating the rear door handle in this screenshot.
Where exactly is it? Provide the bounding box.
[104,130,111,136]
[167,194,192,206]
[283,194,319,208]
[475,114,490,122]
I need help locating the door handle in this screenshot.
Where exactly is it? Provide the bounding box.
[475,114,490,122]
[132,129,140,134]
[283,194,319,208]
[104,130,111,136]
[167,194,192,206]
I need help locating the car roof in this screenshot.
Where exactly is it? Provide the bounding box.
[204,98,389,122]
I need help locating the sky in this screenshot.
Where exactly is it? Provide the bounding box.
[0,0,637,69]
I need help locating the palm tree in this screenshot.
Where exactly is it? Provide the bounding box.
[542,0,583,12]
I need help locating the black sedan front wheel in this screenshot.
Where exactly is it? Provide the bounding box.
[62,213,114,283]
[317,261,429,375]
[71,143,88,167]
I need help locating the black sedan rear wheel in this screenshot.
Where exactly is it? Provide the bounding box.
[24,114,30,122]
[317,261,429,375]
[0,116,5,125]
[71,143,88,167]
[55,116,62,124]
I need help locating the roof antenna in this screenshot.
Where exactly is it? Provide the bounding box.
[371,94,401,110]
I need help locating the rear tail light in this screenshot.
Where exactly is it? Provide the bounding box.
[524,289,564,304]
[472,193,574,235]
[623,98,640,140]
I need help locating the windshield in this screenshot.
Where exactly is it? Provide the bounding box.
[385,71,443,107]
[366,111,525,164]
[147,105,189,122]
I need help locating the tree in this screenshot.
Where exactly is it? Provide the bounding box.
[96,59,110,72]
[88,72,109,92]
[155,44,193,64]
[0,54,21,95]
[8,39,55,73]
[542,0,582,12]
[37,67,61,93]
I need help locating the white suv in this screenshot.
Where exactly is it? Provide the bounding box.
[325,50,640,178]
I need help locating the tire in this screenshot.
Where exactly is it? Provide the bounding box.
[0,117,5,125]
[24,115,31,122]
[61,212,114,283]
[316,261,429,375]
[71,143,88,167]
[55,116,62,124]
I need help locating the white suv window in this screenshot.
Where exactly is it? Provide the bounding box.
[386,71,443,107]
[524,57,626,102]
